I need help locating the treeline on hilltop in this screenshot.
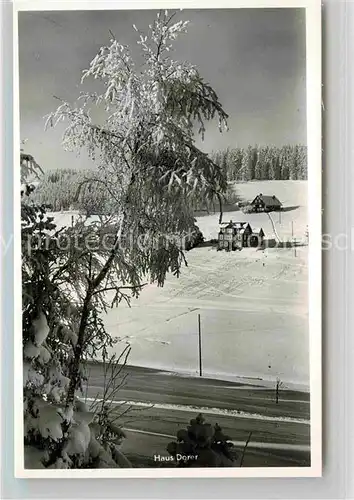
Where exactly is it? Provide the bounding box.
[211,145,307,182]
[30,168,115,215]
[31,144,307,215]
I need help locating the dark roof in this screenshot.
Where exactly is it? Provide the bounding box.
[252,194,282,207]
[252,227,265,236]
[220,221,252,230]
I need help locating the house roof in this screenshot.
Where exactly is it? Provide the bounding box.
[252,194,282,207]
[220,221,251,229]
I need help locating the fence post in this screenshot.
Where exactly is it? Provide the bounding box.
[198,314,202,377]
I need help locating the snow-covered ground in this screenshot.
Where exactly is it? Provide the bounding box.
[49,181,309,390]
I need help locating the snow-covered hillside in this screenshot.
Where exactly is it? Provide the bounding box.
[105,181,309,390]
[48,181,309,390]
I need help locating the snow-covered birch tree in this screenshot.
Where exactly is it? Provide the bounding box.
[25,10,229,467]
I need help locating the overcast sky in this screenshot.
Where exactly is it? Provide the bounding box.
[18,8,306,172]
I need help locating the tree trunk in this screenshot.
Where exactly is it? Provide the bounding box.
[267,212,281,243]
[65,218,125,409]
[216,192,223,225]
[66,290,93,407]
[65,172,134,409]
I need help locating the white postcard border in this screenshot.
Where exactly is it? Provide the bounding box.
[13,0,322,479]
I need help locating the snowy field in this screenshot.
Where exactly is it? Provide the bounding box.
[50,181,309,390]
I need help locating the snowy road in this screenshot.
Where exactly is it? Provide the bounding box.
[83,363,311,467]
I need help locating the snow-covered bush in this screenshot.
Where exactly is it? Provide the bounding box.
[167,413,237,467]
[241,204,256,214]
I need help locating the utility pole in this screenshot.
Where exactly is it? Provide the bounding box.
[291,220,294,238]
[198,313,203,377]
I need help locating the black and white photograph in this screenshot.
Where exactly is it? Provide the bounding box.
[16,0,322,477]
